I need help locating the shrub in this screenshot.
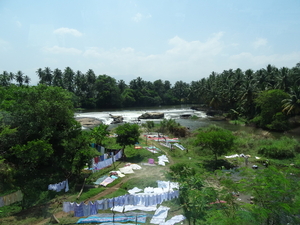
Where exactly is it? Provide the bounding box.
[258,137,299,159]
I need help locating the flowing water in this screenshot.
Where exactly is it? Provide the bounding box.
[75,104,299,139]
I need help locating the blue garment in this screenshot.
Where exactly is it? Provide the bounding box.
[100,155,104,161]
[82,203,90,216]
[74,202,84,217]
[89,202,97,215]
[97,200,104,210]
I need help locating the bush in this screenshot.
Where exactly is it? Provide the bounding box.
[169,163,196,178]
[258,137,299,159]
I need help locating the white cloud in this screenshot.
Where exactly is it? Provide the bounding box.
[166,32,224,58]
[253,38,268,49]
[228,51,300,70]
[53,27,83,37]
[80,33,226,82]
[42,46,82,55]
[132,13,142,22]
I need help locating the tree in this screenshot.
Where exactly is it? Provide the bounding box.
[15,70,24,86]
[90,124,109,146]
[0,85,94,208]
[252,89,289,130]
[195,125,235,165]
[63,67,75,92]
[282,86,300,116]
[115,123,140,157]
[52,68,63,87]
[238,167,300,225]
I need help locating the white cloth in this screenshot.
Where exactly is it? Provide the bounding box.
[160,215,186,225]
[48,179,69,192]
[158,155,169,166]
[119,166,134,174]
[150,206,170,224]
[157,180,179,190]
[225,154,239,158]
[128,187,142,194]
[130,164,142,170]
[144,187,154,193]
[111,204,157,212]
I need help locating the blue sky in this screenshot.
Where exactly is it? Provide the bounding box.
[1,0,299,85]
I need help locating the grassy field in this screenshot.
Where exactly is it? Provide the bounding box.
[1,125,300,225]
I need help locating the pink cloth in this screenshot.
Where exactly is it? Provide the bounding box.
[100,177,115,186]
[148,158,155,164]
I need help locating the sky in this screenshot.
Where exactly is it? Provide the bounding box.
[0,0,300,85]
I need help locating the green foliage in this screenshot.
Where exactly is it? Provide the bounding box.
[252,89,289,130]
[0,85,94,208]
[257,136,300,159]
[239,167,300,224]
[77,187,106,202]
[90,124,109,146]
[120,177,158,191]
[169,163,196,179]
[195,125,235,163]
[115,123,140,149]
[142,121,155,131]
[159,118,188,137]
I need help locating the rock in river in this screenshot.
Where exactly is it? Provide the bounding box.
[138,112,164,119]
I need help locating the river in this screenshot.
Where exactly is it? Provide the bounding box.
[75,104,298,139]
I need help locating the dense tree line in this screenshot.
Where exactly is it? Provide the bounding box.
[1,63,300,131]
[0,85,96,208]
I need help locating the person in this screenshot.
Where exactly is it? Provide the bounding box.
[264,160,269,168]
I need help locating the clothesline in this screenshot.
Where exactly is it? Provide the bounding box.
[91,150,123,172]
[63,190,179,217]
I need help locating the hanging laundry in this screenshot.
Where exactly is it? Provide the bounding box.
[48,179,69,192]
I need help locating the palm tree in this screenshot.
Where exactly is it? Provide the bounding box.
[9,72,15,82]
[43,67,53,86]
[36,68,45,84]
[15,71,24,86]
[282,86,300,115]
[24,75,31,86]
[63,67,75,92]
[52,68,63,87]
[85,69,97,98]
[238,69,257,118]
[265,64,279,89]
[0,71,11,86]
[277,67,291,92]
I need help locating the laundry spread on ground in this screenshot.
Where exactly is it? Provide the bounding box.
[225,153,249,158]
[158,155,169,166]
[76,213,147,224]
[119,163,142,174]
[160,215,186,225]
[150,205,170,224]
[173,143,186,151]
[100,176,117,187]
[93,175,109,185]
[111,204,157,212]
